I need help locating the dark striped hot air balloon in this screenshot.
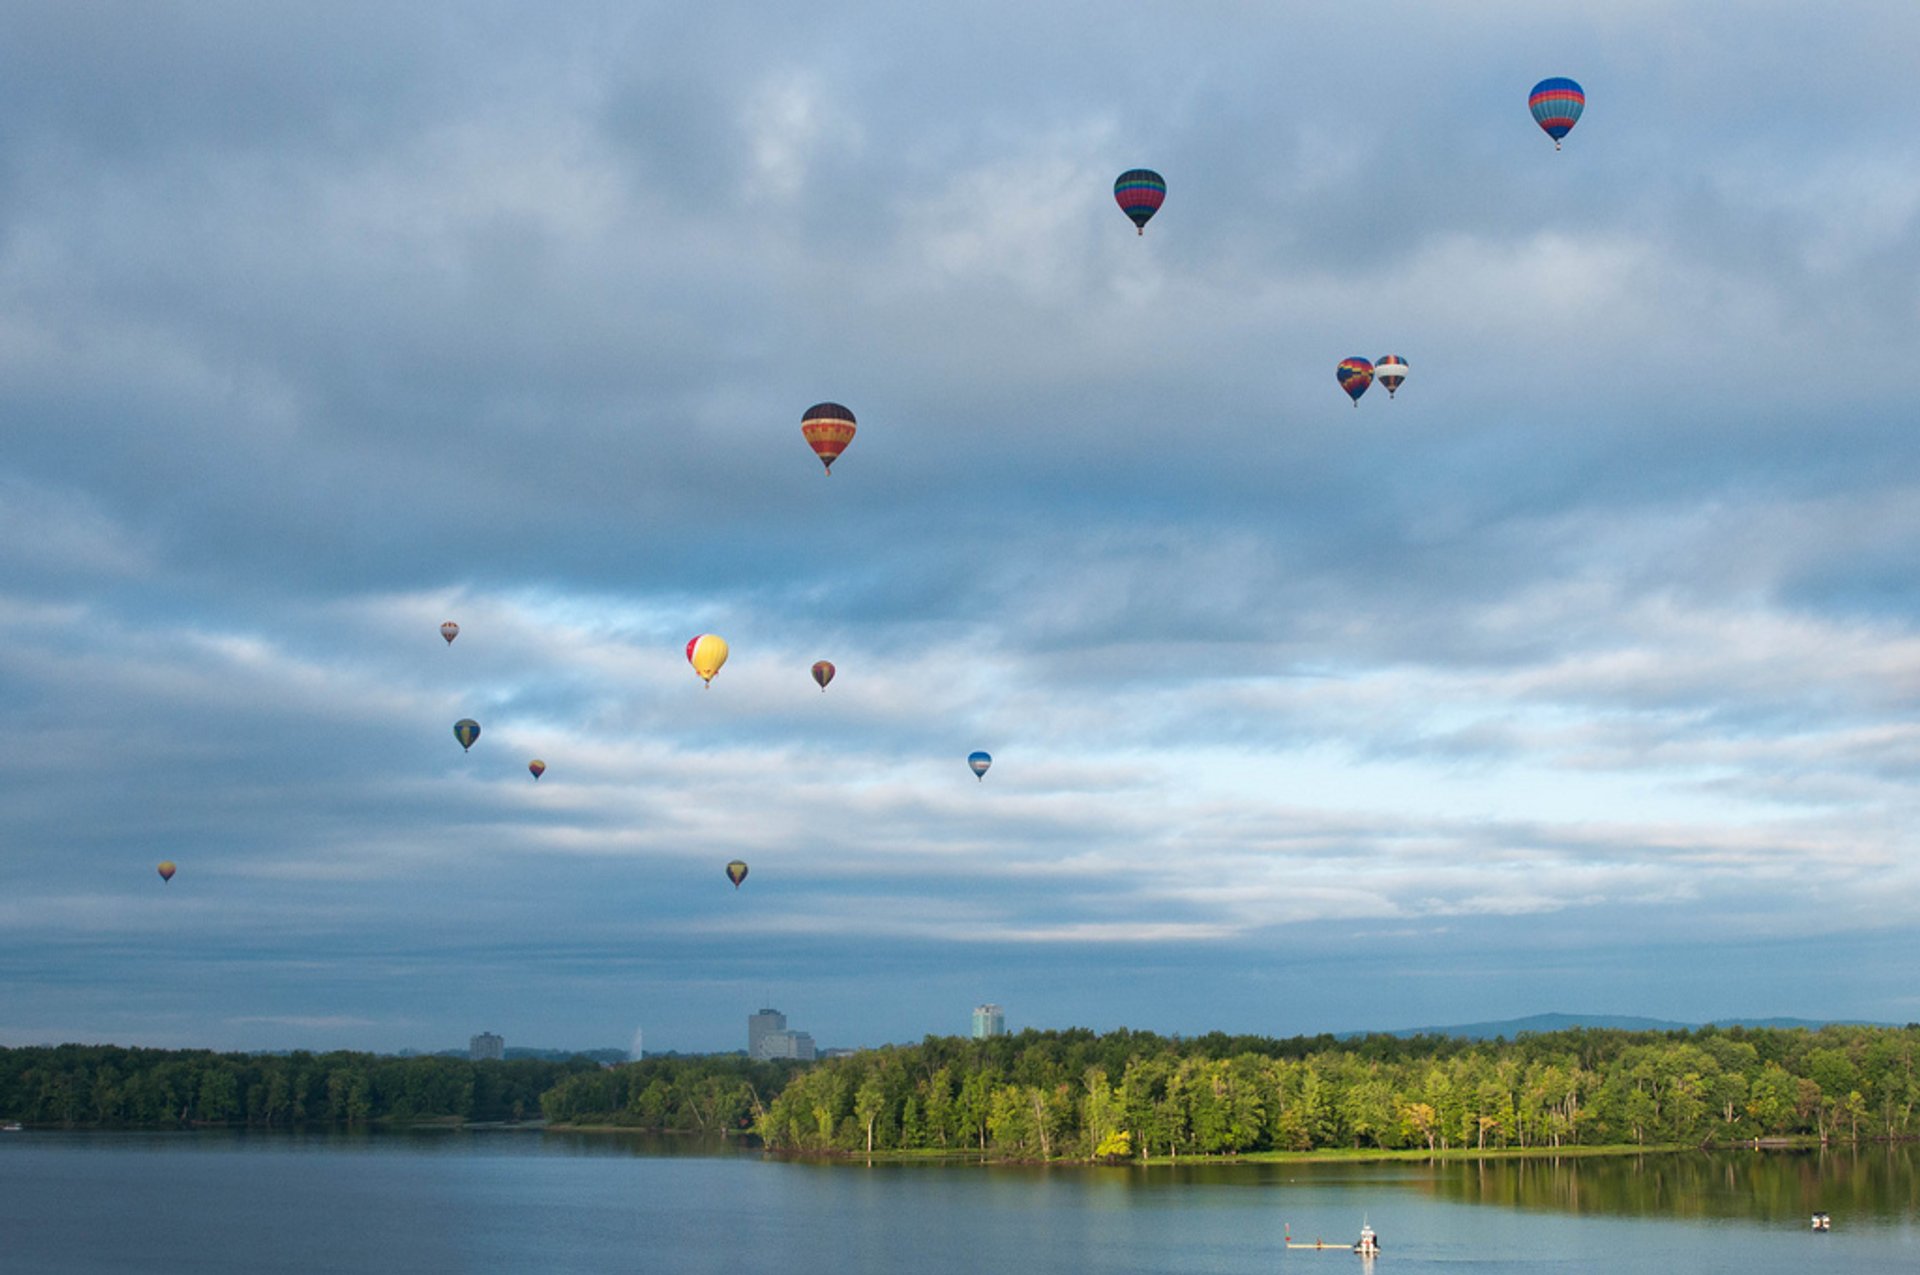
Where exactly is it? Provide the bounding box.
[801,402,857,474]
[1375,355,1409,398]
[1337,358,1374,406]
[1113,169,1165,235]
[1529,77,1585,150]
[528,759,546,781]
[726,860,748,889]
[812,660,835,691]
[454,718,481,751]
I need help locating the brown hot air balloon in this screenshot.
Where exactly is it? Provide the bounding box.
[726,860,748,889]
[811,660,835,691]
[800,403,856,474]
[528,759,546,781]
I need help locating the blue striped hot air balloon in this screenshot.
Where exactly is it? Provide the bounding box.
[968,751,992,781]
[1529,77,1585,150]
[1113,170,1166,235]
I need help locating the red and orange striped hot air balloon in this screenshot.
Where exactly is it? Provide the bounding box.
[800,403,856,474]
[528,759,546,781]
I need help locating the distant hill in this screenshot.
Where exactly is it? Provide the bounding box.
[1355,1012,1895,1041]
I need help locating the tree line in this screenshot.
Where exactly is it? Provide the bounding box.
[754,1024,1920,1158]
[0,1044,597,1126]
[14,1024,1920,1157]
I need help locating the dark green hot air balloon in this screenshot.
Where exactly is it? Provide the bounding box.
[454,718,481,751]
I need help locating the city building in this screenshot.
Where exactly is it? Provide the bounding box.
[469,1031,505,1061]
[749,1008,818,1061]
[972,1004,1006,1039]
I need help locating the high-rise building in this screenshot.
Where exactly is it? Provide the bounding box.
[972,1004,1006,1039]
[761,1030,817,1061]
[469,1031,505,1061]
[748,1008,787,1059]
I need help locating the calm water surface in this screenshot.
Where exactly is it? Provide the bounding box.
[4,1131,1917,1273]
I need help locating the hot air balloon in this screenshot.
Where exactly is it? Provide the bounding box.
[686,634,729,686]
[812,660,835,692]
[454,718,481,751]
[1529,77,1585,150]
[528,759,546,781]
[1375,355,1409,398]
[1113,169,1166,235]
[968,751,992,781]
[801,403,857,475]
[157,861,176,883]
[1337,358,1374,406]
[726,859,749,889]
[440,621,460,645]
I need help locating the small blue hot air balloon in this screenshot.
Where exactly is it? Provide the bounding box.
[968,751,992,781]
[1529,77,1585,150]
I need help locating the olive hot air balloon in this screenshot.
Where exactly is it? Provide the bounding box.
[1375,355,1409,398]
[801,403,857,474]
[1113,169,1166,235]
[157,861,176,883]
[726,859,749,889]
[454,718,481,751]
[440,621,459,645]
[686,634,729,686]
[528,759,546,781]
[968,751,992,781]
[811,660,835,692]
[1337,358,1374,406]
[1529,77,1585,150]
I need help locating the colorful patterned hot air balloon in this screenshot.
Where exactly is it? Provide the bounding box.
[1337,358,1374,406]
[1113,169,1166,235]
[454,718,481,751]
[157,861,176,883]
[968,751,992,781]
[440,621,459,645]
[686,634,729,686]
[726,859,748,889]
[1529,77,1585,150]
[811,660,835,692]
[528,759,546,781]
[801,403,857,475]
[1375,355,1409,398]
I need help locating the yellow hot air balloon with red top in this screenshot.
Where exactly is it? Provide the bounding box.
[801,403,856,474]
[686,634,729,686]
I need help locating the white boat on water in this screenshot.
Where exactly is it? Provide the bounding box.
[1812,1213,1831,1231]
[1,1122,22,1132]
[1355,1221,1380,1255]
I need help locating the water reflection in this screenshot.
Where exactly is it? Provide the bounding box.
[1422,1145,1920,1224]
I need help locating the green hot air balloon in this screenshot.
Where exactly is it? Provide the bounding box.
[454,719,481,752]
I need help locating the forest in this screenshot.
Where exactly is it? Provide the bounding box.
[751,1024,1920,1158]
[12,1024,1920,1161]
[0,1045,596,1126]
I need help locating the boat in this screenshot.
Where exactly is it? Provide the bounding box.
[1282,1220,1381,1255]
[1812,1213,1831,1232]
[1,1122,22,1132]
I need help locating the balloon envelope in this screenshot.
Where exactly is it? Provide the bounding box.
[686,634,730,685]
[812,660,835,691]
[1337,358,1375,404]
[528,759,546,780]
[968,751,992,780]
[440,621,459,644]
[726,859,748,888]
[454,718,481,751]
[1529,77,1585,148]
[1375,355,1409,398]
[801,403,857,474]
[1113,169,1166,234]
[156,861,176,882]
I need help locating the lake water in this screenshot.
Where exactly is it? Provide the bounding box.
[3,1131,1917,1272]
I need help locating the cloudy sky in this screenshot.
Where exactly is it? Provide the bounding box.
[5,1,1920,1054]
